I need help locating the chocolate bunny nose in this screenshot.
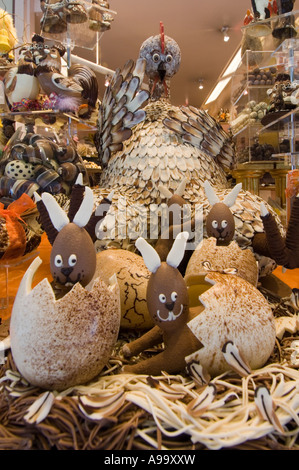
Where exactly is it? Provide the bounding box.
[165,301,175,311]
[61,267,74,277]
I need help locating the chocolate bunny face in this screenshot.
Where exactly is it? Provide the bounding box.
[50,223,96,286]
[35,174,112,287]
[136,232,189,332]
[147,262,189,328]
[206,203,235,244]
[204,181,242,246]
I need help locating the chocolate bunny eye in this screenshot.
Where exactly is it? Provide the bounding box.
[212,220,218,228]
[68,254,77,267]
[54,254,63,267]
[159,294,166,303]
[171,292,178,302]
[221,220,228,228]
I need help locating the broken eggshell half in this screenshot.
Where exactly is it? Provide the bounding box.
[10,256,121,391]
[186,272,276,377]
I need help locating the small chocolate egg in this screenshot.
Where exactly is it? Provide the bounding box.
[11,179,40,199]
[5,160,35,180]
[56,145,77,163]
[58,162,78,182]
[35,167,60,189]
[10,143,27,160]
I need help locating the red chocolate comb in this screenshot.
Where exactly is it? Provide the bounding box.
[160,21,165,54]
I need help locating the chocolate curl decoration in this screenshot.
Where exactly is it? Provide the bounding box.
[67,183,85,223]
[261,197,299,269]
[35,198,58,246]
[285,196,299,257]
[84,196,112,242]
[0,194,36,259]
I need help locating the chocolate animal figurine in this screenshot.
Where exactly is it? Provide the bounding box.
[258,194,299,269]
[122,232,202,375]
[156,179,200,273]
[35,174,112,287]
[122,231,276,378]
[204,181,242,245]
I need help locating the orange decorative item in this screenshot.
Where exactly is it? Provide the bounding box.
[286,169,299,220]
[0,193,40,260]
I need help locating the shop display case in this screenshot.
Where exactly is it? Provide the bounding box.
[230,26,299,209]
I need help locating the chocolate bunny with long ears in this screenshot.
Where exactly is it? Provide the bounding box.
[122,232,202,375]
[35,174,112,287]
[204,181,242,246]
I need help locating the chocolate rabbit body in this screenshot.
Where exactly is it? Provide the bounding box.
[123,233,202,375]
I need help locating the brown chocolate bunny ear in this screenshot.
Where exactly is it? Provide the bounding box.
[67,174,85,222]
[34,192,66,245]
[259,197,299,269]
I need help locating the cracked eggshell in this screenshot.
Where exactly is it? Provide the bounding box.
[10,257,121,391]
[186,272,276,377]
[185,238,258,307]
[89,249,152,329]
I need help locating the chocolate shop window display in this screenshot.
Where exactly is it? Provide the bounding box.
[1,17,299,451]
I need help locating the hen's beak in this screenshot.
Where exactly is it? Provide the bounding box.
[158,62,166,82]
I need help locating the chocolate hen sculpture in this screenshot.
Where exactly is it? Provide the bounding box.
[35,174,112,287]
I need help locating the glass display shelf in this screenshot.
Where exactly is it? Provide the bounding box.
[39,0,117,51]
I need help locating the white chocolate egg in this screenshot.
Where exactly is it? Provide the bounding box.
[10,257,121,391]
[89,249,152,329]
[186,272,276,377]
[5,160,35,180]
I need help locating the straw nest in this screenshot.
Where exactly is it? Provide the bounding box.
[0,288,299,451]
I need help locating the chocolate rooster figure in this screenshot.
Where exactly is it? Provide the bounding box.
[95,22,234,204]
[31,34,98,118]
[93,23,285,275]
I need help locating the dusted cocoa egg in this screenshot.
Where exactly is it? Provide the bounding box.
[10,256,121,391]
[90,249,153,329]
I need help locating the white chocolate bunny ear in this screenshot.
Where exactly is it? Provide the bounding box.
[72,186,94,228]
[203,181,220,206]
[223,183,242,208]
[41,192,70,232]
[166,231,189,268]
[136,237,161,273]
[260,202,269,217]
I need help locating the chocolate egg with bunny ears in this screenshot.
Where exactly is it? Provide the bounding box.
[141,232,190,329]
[204,181,242,246]
[35,174,112,287]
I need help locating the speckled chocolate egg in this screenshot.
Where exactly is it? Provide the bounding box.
[10,256,121,391]
[5,160,35,179]
[90,249,152,329]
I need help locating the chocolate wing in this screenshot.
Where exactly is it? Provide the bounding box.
[95,58,149,167]
[163,105,236,172]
